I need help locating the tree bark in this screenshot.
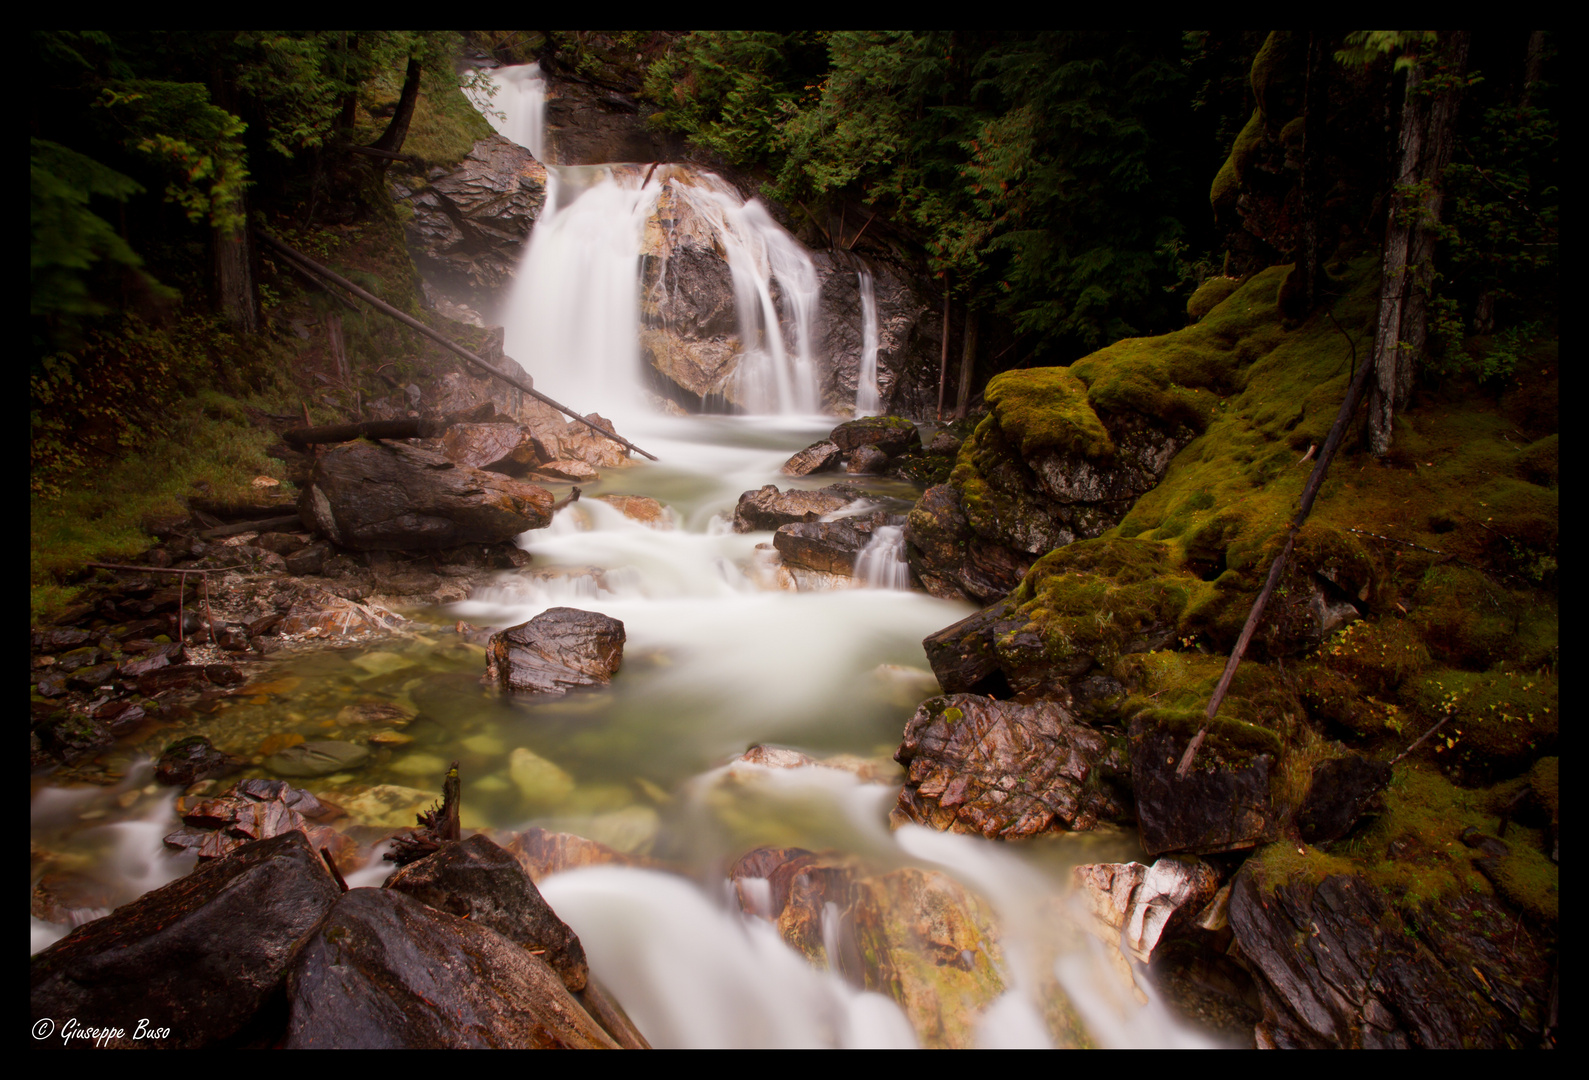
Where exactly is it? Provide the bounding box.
[953,308,978,420]
[372,56,422,159]
[936,283,952,421]
[1366,55,1424,456]
[1295,31,1332,313]
[213,222,261,334]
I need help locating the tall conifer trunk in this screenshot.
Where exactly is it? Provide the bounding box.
[373,56,423,159]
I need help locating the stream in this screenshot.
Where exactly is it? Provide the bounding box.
[28,62,1222,1048]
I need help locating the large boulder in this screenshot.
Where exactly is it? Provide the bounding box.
[485,607,625,696]
[1227,862,1553,1048]
[828,415,920,457]
[31,831,341,1048]
[772,521,868,577]
[1129,710,1281,857]
[385,834,589,993]
[731,484,862,533]
[396,135,548,293]
[892,695,1129,838]
[299,439,554,550]
[284,888,617,1049]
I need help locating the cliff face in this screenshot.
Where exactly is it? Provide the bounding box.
[901,253,1558,1046]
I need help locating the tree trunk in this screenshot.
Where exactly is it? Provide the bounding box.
[1295,31,1332,313]
[213,215,260,334]
[953,309,978,420]
[1396,32,1470,409]
[372,56,422,159]
[936,281,952,420]
[1366,55,1424,456]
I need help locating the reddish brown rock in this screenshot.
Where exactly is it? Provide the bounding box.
[484,608,625,696]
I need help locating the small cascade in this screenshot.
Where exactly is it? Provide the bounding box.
[854,525,911,590]
[855,265,881,415]
[468,62,546,163]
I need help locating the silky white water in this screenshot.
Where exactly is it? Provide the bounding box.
[26,63,1220,1050]
[855,264,881,415]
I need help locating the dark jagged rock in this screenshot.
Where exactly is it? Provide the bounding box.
[731,483,861,533]
[37,712,114,765]
[905,484,1034,603]
[892,694,1129,838]
[1228,862,1552,1048]
[485,607,625,696]
[299,439,555,550]
[846,445,891,474]
[384,834,588,992]
[772,521,868,576]
[1296,754,1392,844]
[439,421,542,475]
[155,735,244,787]
[284,887,617,1048]
[31,831,340,1049]
[1130,713,1279,856]
[398,135,547,292]
[921,598,1024,695]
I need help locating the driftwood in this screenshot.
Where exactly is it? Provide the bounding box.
[282,418,448,446]
[386,761,463,866]
[1176,329,1378,778]
[254,231,658,461]
[200,515,302,540]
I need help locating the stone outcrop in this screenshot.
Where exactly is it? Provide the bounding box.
[395,135,547,295]
[284,887,618,1049]
[485,607,626,695]
[1130,711,1280,857]
[31,831,341,1048]
[385,834,589,993]
[772,521,868,576]
[811,251,942,417]
[1072,857,1223,963]
[299,439,554,550]
[1227,862,1553,1048]
[892,695,1129,838]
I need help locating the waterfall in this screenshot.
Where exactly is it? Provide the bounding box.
[855,266,881,415]
[854,525,910,590]
[473,64,821,417]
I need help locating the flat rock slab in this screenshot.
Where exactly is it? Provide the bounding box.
[31,831,340,1049]
[773,520,868,576]
[780,440,842,476]
[385,834,588,992]
[485,607,625,696]
[829,415,920,456]
[892,694,1128,838]
[300,439,554,550]
[732,483,862,533]
[285,888,617,1048]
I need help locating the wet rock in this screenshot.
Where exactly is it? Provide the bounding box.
[37,712,114,765]
[400,134,547,292]
[920,597,1024,695]
[266,740,372,778]
[284,887,617,1048]
[339,784,441,829]
[1296,754,1392,844]
[530,458,600,483]
[277,592,407,639]
[156,735,243,787]
[557,413,632,470]
[300,439,555,550]
[31,831,340,1049]
[502,827,644,884]
[905,484,1034,603]
[283,541,330,576]
[440,421,541,474]
[1072,856,1223,962]
[1228,862,1552,1048]
[595,494,672,527]
[772,520,867,576]
[165,779,346,862]
[384,834,589,992]
[893,695,1129,838]
[508,747,576,805]
[1129,713,1279,857]
[33,627,93,651]
[731,483,861,533]
[781,440,842,476]
[829,415,920,457]
[485,607,625,696]
[846,444,891,474]
[255,531,308,556]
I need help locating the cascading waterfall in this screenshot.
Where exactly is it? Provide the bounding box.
[855,265,881,415]
[854,525,910,590]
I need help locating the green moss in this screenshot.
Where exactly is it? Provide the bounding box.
[1229,107,1265,184]
[1249,840,1357,894]
[1402,668,1557,775]
[1484,842,1559,925]
[942,706,964,727]
[1320,617,1431,696]
[1527,756,1558,821]
[983,369,1113,460]
[1187,278,1242,326]
[1210,154,1239,216]
[1136,706,1283,766]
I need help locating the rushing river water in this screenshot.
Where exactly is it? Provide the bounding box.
[28,62,1223,1048]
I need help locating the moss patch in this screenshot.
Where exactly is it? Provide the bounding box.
[1402,668,1557,776]
[982,369,1113,461]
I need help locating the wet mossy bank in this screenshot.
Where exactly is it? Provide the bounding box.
[903,256,1558,1046]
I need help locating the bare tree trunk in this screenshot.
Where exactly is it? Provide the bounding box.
[372,56,422,158]
[1366,58,1423,456]
[1397,33,1470,408]
[936,281,952,420]
[953,309,978,420]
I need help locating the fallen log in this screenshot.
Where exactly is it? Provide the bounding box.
[282,419,448,446]
[189,498,301,521]
[254,231,658,462]
[200,515,303,540]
